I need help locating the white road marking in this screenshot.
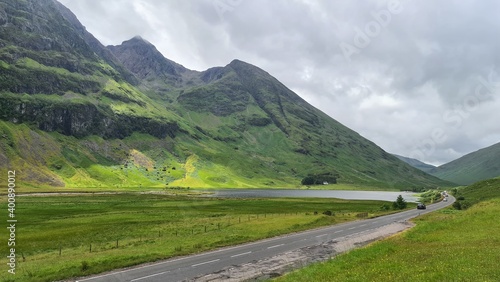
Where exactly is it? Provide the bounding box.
[231,251,251,258]
[267,244,284,249]
[315,234,328,237]
[192,259,220,267]
[130,271,170,282]
[334,230,343,233]
[348,227,356,230]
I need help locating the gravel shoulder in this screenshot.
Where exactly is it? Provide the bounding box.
[189,221,415,282]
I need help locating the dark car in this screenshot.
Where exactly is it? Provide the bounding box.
[417,203,426,210]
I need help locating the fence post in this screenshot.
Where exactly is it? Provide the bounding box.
[59,244,62,256]
[89,243,92,253]
[116,239,119,248]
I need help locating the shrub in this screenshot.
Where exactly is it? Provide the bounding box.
[380,204,390,211]
[322,210,333,216]
[80,261,89,272]
[452,201,462,210]
[460,201,472,210]
[301,176,315,185]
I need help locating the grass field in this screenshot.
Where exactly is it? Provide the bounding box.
[0,194,395,282]
[275,178,500,282]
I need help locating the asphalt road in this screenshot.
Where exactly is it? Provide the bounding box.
[76,196,454,282]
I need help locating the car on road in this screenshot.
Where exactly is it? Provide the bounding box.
[417,203,426,209]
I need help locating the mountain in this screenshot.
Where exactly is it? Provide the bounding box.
[393,154,436,173]
[0,0,452,190]
[430,142,500,185]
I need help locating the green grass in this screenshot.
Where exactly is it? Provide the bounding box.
[275,178,500,282]
[453,177,500,204]
[0,194,394,282]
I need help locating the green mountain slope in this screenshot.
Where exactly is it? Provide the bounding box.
[0,0,452,190]
[393,154,436,173]
[430,142,500,185]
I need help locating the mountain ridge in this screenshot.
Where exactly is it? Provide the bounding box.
[393,154,436,173]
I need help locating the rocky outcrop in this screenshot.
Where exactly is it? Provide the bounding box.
[108,36,186,84]
[0,96,178,139]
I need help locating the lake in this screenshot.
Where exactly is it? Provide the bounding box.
[203,189,419,202]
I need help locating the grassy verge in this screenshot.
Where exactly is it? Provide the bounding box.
[275,178,500,282]
[0,194,393,282]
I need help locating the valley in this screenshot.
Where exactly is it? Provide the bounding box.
[0,193,399,282]
[0,0,452,191]
[0,1,499,282]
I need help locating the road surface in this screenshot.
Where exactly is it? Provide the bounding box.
[76,197,454,282]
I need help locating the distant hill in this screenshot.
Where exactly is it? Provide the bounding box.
[430,142,500,185]
[0,0,452,190]
[393,154,436,173]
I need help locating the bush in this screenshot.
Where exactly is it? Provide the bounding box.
[460,201,472,210]
[452,201,462,210]
[457,196,465,201]
[322,210,333,216]
[80,261,89,272]
[301,176,315,185]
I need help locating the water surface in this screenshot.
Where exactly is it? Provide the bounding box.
[204,189,419,202]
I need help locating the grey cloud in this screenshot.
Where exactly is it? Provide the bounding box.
[58,0,500,165]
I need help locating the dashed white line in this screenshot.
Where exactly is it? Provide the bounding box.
[315,234,328,237]
[348,227,356,230]
[191,259,220,267]
[334,230,343,233]
[267,244,284,249]
[231,251,251,258]
[360,224,367,227]
[130,271,170,282]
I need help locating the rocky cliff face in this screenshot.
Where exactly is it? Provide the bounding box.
[0,96,178,138]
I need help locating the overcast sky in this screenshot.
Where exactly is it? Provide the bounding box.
[58,0,500,166]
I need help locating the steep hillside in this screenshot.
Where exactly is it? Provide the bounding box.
[0,0,181,139]
[0,0,452,190]
[393,154,436,173]
[430,142,500,185]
